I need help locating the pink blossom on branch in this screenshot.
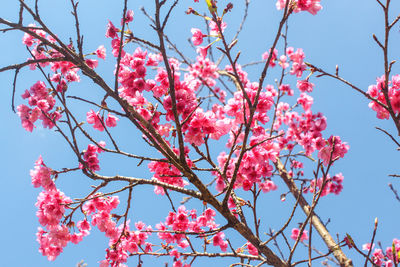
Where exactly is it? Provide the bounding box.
[291,228,308,242]
[297,79,314,93]
[317,135,349,166]
[209,20,227,36]
[106,113,119,127]
[191,28,204,46]
[105,20,119,38]
[262,48,278,67]
[30,156,55,191]
[13,1,365,265]
[121,9,134,25]
[276,0,322,15]
[79,142,105,171]
[86,109,105,131]
[95,45,107,60]
[196,44,211,58]
[367,74,400,120]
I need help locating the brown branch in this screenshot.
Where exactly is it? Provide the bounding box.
[305,63,387,111]
[275,159,353,266]
[364,218,378,267]
[129,251,263,261]
[388,183,400,202]
[375,127,400,148]
[70,0,83,58]
[0,57,65,73]
[88,172,203,199]
[11,68,20,112]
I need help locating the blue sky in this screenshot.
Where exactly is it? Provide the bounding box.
[1,0,400,266]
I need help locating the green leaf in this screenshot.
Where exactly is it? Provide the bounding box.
[205,0,217,13]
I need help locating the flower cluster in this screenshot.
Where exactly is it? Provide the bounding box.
[367,74,400,119]
[18,80,61,132]
[30,157,84,261]
[30,156,55,191]
[156,206,227,266]
[86,109,119,131]
[79,142,106,172]
[261,47,309,83]
[362,239,400,266]
[20,2,356,265]
[83,195,155,267]
[317,136,349,166]
[148,147,192,195]
[305,173,344,196]
[18,22,107,132]
[276,0,322,15]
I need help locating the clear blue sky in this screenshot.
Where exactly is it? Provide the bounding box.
[1,0,399,266]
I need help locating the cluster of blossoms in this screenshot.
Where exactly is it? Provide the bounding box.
[156,206,227,267]
[19,1,365,265]
[190,20,227,58]
[362,239,400,266]
[17,80,61,132]
[148,146,192,195]
[79,142,106,172]
[30,157,88,260]
[18,23,108,133]
[215,132,279,193]
[87,109,119,131]
[275,0,322,15]
[317,136,349,166]
[83,195,155,267]
[367,74,400,119]
[304,173,344,196]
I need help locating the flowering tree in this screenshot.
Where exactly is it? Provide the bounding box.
[1,0,399,266]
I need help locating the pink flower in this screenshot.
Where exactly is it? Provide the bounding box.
[30,156,55,191]
[209,20,227,35]
[297,79,314,93]
[23,32,35,46]
[105,21,118,38]
[196,45,211,59]
[279,55,289,69]
[262,48,278,67]
[99,260,109,267]
[191,28,203,46]
[259,180,277,193]
[77,220,91,232]
[170,249,180,259]
[79,143,105,171]
[317,136,349,166]
[86,109,104,131]
[37,225,71,261]
[247,242,259,255]
[291,228,308,242]
[105,114,119,127]
[276,0,322,15]
[212,232,228,252]
[85,59,98,69]
[111,37,125,57]
[122,10,134,25]
[36,190,72,227]
[95,45,106,60]
[297,93,313,111]
[279,84,294,96]
[362,243,375,251]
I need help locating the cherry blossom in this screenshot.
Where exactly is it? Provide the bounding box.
[291,228,308,242]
